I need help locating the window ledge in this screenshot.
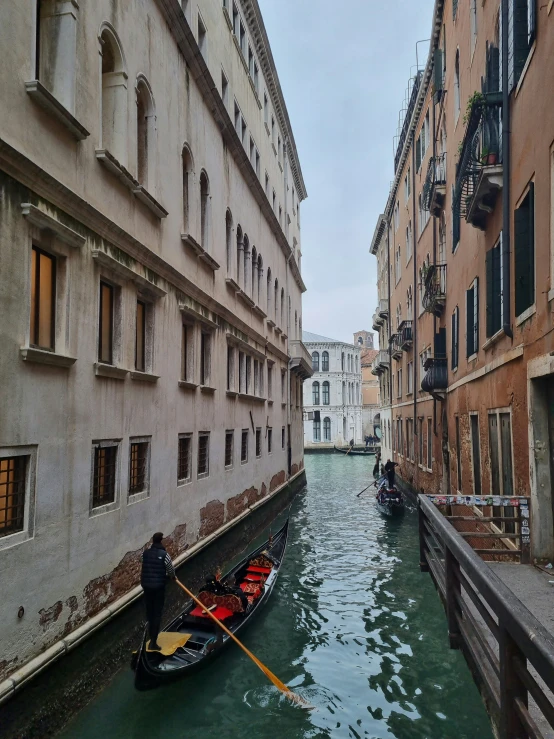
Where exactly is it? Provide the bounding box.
[94,363,128,379]
[281,333,288,340]
[178,380,198,391]
[130,370,159,383]
[181,234,220,270]
[20,347,77,367]
[278,162,283,173]
[131,185,168,219]
[128,491,149,505]
[239,393,266,403]
[90,500,120,518]
[226,390,238,398]
[274,327,282,335]
[237,289,255,308]
[25,80,90,140]
[232,35,249,74]
[177,478,192,487]
[281,402,287,408]
[252,305,267,319]
[197,472,210,481]
[272,143,277,156]
[482,327,508,351]
[21,203,85,248]
[266,319,276,328]
[91,250,166,298]
[225,277,241,292]
[200,385,216,394]
[515,304,536,327]
[467,352,478,363]
[95,149,139,190]
[222,5,233,30]
[265,122,270,136]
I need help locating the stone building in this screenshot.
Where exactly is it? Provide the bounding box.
[360,346,380,438]
[302,331,363,449]
[0,0,312,695]
[354,330,375,349]
[370,0,554,560]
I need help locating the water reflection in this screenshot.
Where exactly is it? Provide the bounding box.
[61,455,492,739]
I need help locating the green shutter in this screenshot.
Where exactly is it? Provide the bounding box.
[513,0,530,85]
[434,49,444,91]
[486,249,494,337]
[492,243,502,334]
[474,277,479,351]
[514,185,534,316]
[416,136,422,171]
[466,286,474,357]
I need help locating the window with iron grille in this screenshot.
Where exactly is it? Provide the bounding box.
[225,430,234,468]
[197,433,210,477]
[30,245,56,351]
[92,444,118,509]
[281,426,285,450]
[0,456,27,537]
[178,434,191,483]
[129,441,149,495]
[255,428,262,457]
[98,281,114,364]
[267,428,272,454]
[241,430,248,463]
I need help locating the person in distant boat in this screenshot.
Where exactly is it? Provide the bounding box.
[384,459,399,489]
[349,438,354,448]
[141,532,176,651]
[373,451,381,477]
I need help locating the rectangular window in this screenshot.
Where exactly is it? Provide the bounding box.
[253,62,259,93]
[232,2,238,33]
[234,102,241,136]
[200,332,211,386]
[30,245,56,350]
[451,307,459,370]
[248,45,254,75]
[486,237,503,337]
[265,173,269,196]
[397,368,402,398]
[427,418,432,469]
[135,300,146,371]
[271,116,275,147]
[197,433,210,477]
[267,428,272,454]
[241,429,248,463]
[407,361,413,394]
[406,419,412,461]
[181,323,194,382]
[466,279,479,358]
[272,190,276,212]
[268,364,273,399]
[254,359,259,396]
[129,440,149,495]
[255,428,262,457]
[281,426,285,450]
[470,415,482,495]
[281,370,285,401]
[98,281,114,364]
[225,430,234,468]
[221,70,228,106]
[246,356,252,394]
[255,149,260,177]
[239,351,245,393]
[0,456,27,536]
[418,418,424,465]
[514,183,535,317]
[239,21,246,55]
[227,345,235,391]
[455,416,462,491]
[178,434,192,484]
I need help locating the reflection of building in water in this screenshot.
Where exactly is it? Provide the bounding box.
[360,344,380,438]
[303,331,362,448]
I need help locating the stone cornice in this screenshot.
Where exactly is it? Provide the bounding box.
[0,138,287,362]
[153,0,306,294]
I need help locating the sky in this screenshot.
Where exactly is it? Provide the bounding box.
[259,0,435,346]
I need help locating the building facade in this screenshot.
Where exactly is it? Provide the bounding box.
[0,0,312,688]
[360,346,380,438]
[302,331,363,448]
[370,0,554,560]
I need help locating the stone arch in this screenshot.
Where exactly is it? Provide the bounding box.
[135,74,156,188]
[99,23,128,163]
[182,143,194,232]
[199,169,210,251]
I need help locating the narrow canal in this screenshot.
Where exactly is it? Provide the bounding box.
[61,455,492,739]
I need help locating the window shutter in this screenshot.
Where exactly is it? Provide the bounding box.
[486,249,493,337]
[528,182,535,309]
[466,286,474,357]
[474,277,479,351]
[451,310,458,369]
[514,185,534,317]
[492,242,502,334]
[528,0,537,45]
[508,0,515,91]
[488,45,500,92]
[416,136,421,171]
[434,49,444,91]
[513,0,530,85]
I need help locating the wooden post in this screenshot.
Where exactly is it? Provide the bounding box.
[499,627,527,738]
[418,499,429,572]
[445,547,461,649]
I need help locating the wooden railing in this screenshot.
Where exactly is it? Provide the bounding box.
[419,494,554,739]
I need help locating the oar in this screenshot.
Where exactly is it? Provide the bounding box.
[175,578,310,708]
[357,483,373,497]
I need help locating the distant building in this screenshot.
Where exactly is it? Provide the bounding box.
[302,331,363,448]
[360,346,380,438]
[354,330,375,349]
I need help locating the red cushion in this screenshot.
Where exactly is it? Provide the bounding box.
[190,605,235,620]
[244,574,262,582]
[247,565,272,574]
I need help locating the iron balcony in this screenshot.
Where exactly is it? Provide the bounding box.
[421,356,448,398]
[397,320,413,351]
[390,333,403,361]
[371,350,390,376]
[422,264,447,316]
[422,153,447,217]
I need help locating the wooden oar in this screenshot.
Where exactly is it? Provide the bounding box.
[175,578,310,708]
[357,483,373,497]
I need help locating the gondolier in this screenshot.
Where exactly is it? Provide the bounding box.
[384,458,399,488]
[141,532,176,651]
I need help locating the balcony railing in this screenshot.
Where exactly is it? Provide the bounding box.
[289,340,314,380]
[390,333,403,360]
[371,350,390,376]
[421,356,447,397]
[454,95,503,231]
[398,320,413,350]
[422,264,447,316]
[422,153,447,217]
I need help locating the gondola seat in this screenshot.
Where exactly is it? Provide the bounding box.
[246,565,272,574]
[190,605,235,620]
[192,591,245,619]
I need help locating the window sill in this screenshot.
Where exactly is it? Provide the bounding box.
[548,287,554,303]
[239,393,266,403]
[131,185,168,219]
[467,352,478,363]
[248,75,262,109]
[266,319,276,328]
[197,472,210,481]
[274,327,282,336]
[222,5,233,30]
[225,464,234,471]
[128,490,149,505]
[232,35,249,75]
[181,234,220,270]
[21,203,85,248]
[226,390,238,397]
[200,385,216,394]
[25,80,90,140]
[265,122,270,136]
[177,478,192,487]
[272,143,277,156]
[91,250,166,298]
[281,402,287,408]
[131,370,159,383]
[515,304,536,327]
[225,277,241,293]
[237,289,255,308]
[278,162,283,173]
[482,327,507,351]
[89,500,120,518]
[252,305,267,319]
[96,148,139,189]
[20,347,77,368]
[94,363,128,380]
[549,0,554,13]
[268,399,274,406]
[178,380,198,391]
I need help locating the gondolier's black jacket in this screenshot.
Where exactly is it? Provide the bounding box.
[141,543,175,590]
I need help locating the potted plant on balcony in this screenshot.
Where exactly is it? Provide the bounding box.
[480,146,497,166]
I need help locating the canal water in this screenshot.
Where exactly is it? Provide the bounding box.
[61,455,493,739]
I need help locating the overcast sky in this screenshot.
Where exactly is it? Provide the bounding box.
[259,0,435,346]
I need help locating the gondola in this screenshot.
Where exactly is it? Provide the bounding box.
[333,445,379,456]
[133,519,289,690]
[375,484,405,517]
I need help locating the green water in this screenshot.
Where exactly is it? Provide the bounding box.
[61,455,493,739]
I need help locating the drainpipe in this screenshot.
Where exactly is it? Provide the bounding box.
[286,252,292,478]
[501,0,512,338]
[386,220,392,410]
[432,90,438,440]
[412,138,418,461]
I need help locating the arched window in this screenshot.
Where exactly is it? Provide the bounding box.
[341,352,345,371]
[136,76,155,188]
[37,1,78,111]
[100,26,127,165]
[323,417,331,442]
[266,268,272,315]
[312,381,320,405]
[200,170,210,251]
[355,382,359,404]
[182,145,194,232]
[294,311,298,339]
[342,381,346,404]
[322,351,329,371]
[311,352,320,372]
[257,255,263,305]
[274,279,278,322]
[251,246,257,301]
[454,50,461,121]
[236,225,243,287]
[243,234,250,294]
[322,381,330,405]
[355,356,359,374]
[225,209,233,275]
[313,418,321,442]
[280,287,284,326]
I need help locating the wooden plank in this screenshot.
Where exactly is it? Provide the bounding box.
[458,532,520,538]
[513,656,554,729]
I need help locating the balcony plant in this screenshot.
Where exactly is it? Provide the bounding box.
[463,91,485,126]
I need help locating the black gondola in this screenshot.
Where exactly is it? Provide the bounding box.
[133,519,289,690]
[333,445,380,456]
[375,486,405,517]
